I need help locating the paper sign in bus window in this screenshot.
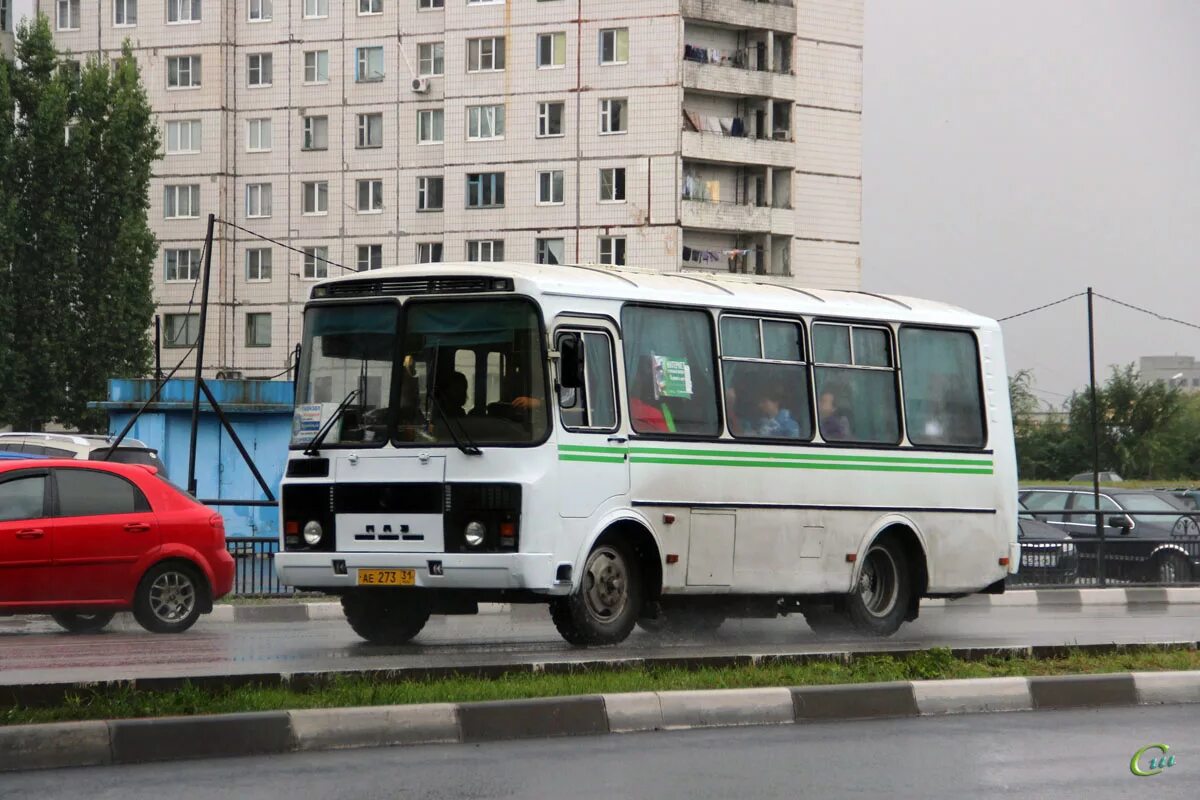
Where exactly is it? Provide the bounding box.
[652,354,694,399]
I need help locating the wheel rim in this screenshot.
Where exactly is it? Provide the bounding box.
[858,546,899,618]
[582,545,628,625]
[149,570,197,623]
[1160,555,1184,584]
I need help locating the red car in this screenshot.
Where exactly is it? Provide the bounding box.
[0,460,234,633]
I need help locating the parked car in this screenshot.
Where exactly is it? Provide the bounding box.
[1013,499,1078,585]
[0,459,233,633]
[1069,470,1123,483]
[0,433,169,478]
[1020,487,1200,583]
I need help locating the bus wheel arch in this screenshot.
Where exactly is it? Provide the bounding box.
[850,522,929,633]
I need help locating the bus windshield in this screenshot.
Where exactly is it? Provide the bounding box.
[394,299,549,446]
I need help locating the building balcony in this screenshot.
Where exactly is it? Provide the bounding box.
[681,130,795,168]
[681,0,796,33]
[681,198,793,235]
[681,58,796,100]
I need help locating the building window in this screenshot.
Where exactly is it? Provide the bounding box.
[303,0,327,18]
[537,170,563,205]
[417,176,443,211]
[303,246,329,279]
[56,0,80,29]
[535,238,564,265]
[599,28,628,65]
[537,32,566,69]
[248,0,270,21]
[165,119,201,154]
[247,118,272,151]
[536,101,564,138]
[467,240,503,262]
[245,183,272,218]
[302,181,328,215]
[467,105,504,140]
[164,248,201,282]
[356,46,384,82]
[599,167,626,202]
[166,56,201,89]
[467,37,505,72]
[417,42,444,77]
[247,53,273,87]
[357,179,384,213]
[114,0,137,26]
[598,236,626,266]
[246,248,272,281]
[418,0,443,8]
[166,0,200,23]
[163,184,200,219]
[245,313,272,348]
[466,173,504,209]
[303,50,329,83]
[2,0,12,30]
[417,109,443,144]
[358,0,380,13]
[302,116,328,150]
[164,314,200,348]
[356,113,383,148]
[600,98,627,134]
[357,244,382,272]
[417,242,443,263]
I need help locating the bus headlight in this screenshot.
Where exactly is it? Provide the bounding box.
[465,521,486,548]
[303,520,324,546]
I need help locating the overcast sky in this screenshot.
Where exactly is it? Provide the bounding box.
[10,1,1198,406]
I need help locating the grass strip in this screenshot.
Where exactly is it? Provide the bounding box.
[5,645,1198,727]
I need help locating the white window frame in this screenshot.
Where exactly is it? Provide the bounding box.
[245,248,272,282]
[166,0,200,24]
[418,42,444,77]
[356,113,383,149]
[536,101,564,138]
[467,240,504,263]
[302,0,327,18]
[245,183,272,218]
[536,170,564,206]
[248,0,271,21]
[163,184,200,219]
[246,118,272,152]
[113,0,137,27]
[356,179,384,214]
[302,247,329,280]
[245,313,272,348]
[598,235,626,266]
[301,181,328,215]
[166,56,201,90]
[418,0,443,8]
[467,37,505,73]
[467,104,504,141]
[358,0,381,14]
[356,244,383,272]
[303,50,329,84]
[599,167,626,203]
[247,53,273,88]
[165,119,201,155]
[417,109,443,145]
[302,116,328,150]
[417,242,443,263]
[356,46,385,82]
[536,32,566,70]
[599,28,629,65]
[599,98,627,135]
[417,176,443,212]
[164,248,202,282]
[56,0,80,29]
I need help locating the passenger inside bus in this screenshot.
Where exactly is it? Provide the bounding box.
[749,383,801,438]
[724,382,748,436]
[435,372,469,418]
[819,389,851,441]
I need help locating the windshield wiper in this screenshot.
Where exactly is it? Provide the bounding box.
[428,393,482,456]
[304,389,359,456]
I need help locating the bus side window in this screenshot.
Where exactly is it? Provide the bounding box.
[557,330,618,432]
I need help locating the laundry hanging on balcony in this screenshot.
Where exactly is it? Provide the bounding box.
[683,45,747,68]
[681,109,746,137]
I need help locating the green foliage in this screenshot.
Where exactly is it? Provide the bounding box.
[0,21,158,431]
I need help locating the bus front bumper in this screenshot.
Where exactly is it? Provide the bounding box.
[274,551,568,594]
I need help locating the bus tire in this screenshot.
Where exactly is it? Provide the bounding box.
[551,539,643,646]
[845,537,911,637]
[342,589,430,645]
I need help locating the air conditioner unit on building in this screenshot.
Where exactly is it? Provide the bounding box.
[411,78,430,93]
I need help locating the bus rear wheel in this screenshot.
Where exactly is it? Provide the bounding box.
[342,589,430,645]
[845,538,911,636]
[551,540,642,646]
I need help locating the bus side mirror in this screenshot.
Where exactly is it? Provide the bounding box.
[1107,515,1133,533]
[559,335,585,389]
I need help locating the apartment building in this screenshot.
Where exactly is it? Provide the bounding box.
[42,0,863,376]
[1,0,13,59]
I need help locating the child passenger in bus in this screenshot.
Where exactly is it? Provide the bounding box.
[750,384,801,438]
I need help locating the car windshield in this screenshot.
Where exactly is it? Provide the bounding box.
[292,303,400,448]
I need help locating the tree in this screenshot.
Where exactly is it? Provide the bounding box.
[1008,370,1070,480]
[0,18,157,431]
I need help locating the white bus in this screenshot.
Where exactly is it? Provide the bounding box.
[275,263,1018,646]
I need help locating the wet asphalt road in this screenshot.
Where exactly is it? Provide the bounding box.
[3,705,1197,799]
[2,601,1199,686]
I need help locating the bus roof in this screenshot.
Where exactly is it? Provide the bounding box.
[313,262,998,329]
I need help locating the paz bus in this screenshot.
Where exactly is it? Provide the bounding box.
[275,262,1017,646]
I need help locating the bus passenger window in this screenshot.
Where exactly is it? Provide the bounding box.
[720,316,811,441]
[813,323,900,445]
[898,327,985,447]
[622,306,719,437]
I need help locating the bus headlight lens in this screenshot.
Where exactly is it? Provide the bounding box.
[303,520,323,546]
[465,521,486,548]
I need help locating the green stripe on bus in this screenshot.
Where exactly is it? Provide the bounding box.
[628,446,992,468]
[559,454,627,464]
[628,456,992,475]
[557,444,627,454]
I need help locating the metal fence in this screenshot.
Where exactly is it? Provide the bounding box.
[225,536,292,597]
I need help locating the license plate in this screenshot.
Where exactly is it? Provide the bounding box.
[356,568,416,586]
[1022,554,1059,568]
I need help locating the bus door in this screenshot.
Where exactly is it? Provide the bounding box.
[553,320,629,518]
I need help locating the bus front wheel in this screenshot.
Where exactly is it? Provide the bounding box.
[342,589,430,645]
[551,540,643,646]
[845,538,911,636]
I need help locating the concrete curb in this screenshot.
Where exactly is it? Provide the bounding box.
[6,670,1200,773]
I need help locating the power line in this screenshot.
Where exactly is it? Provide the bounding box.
[997,292,1086,322]
[217,218,355,274]
[1095,293,1200,334]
